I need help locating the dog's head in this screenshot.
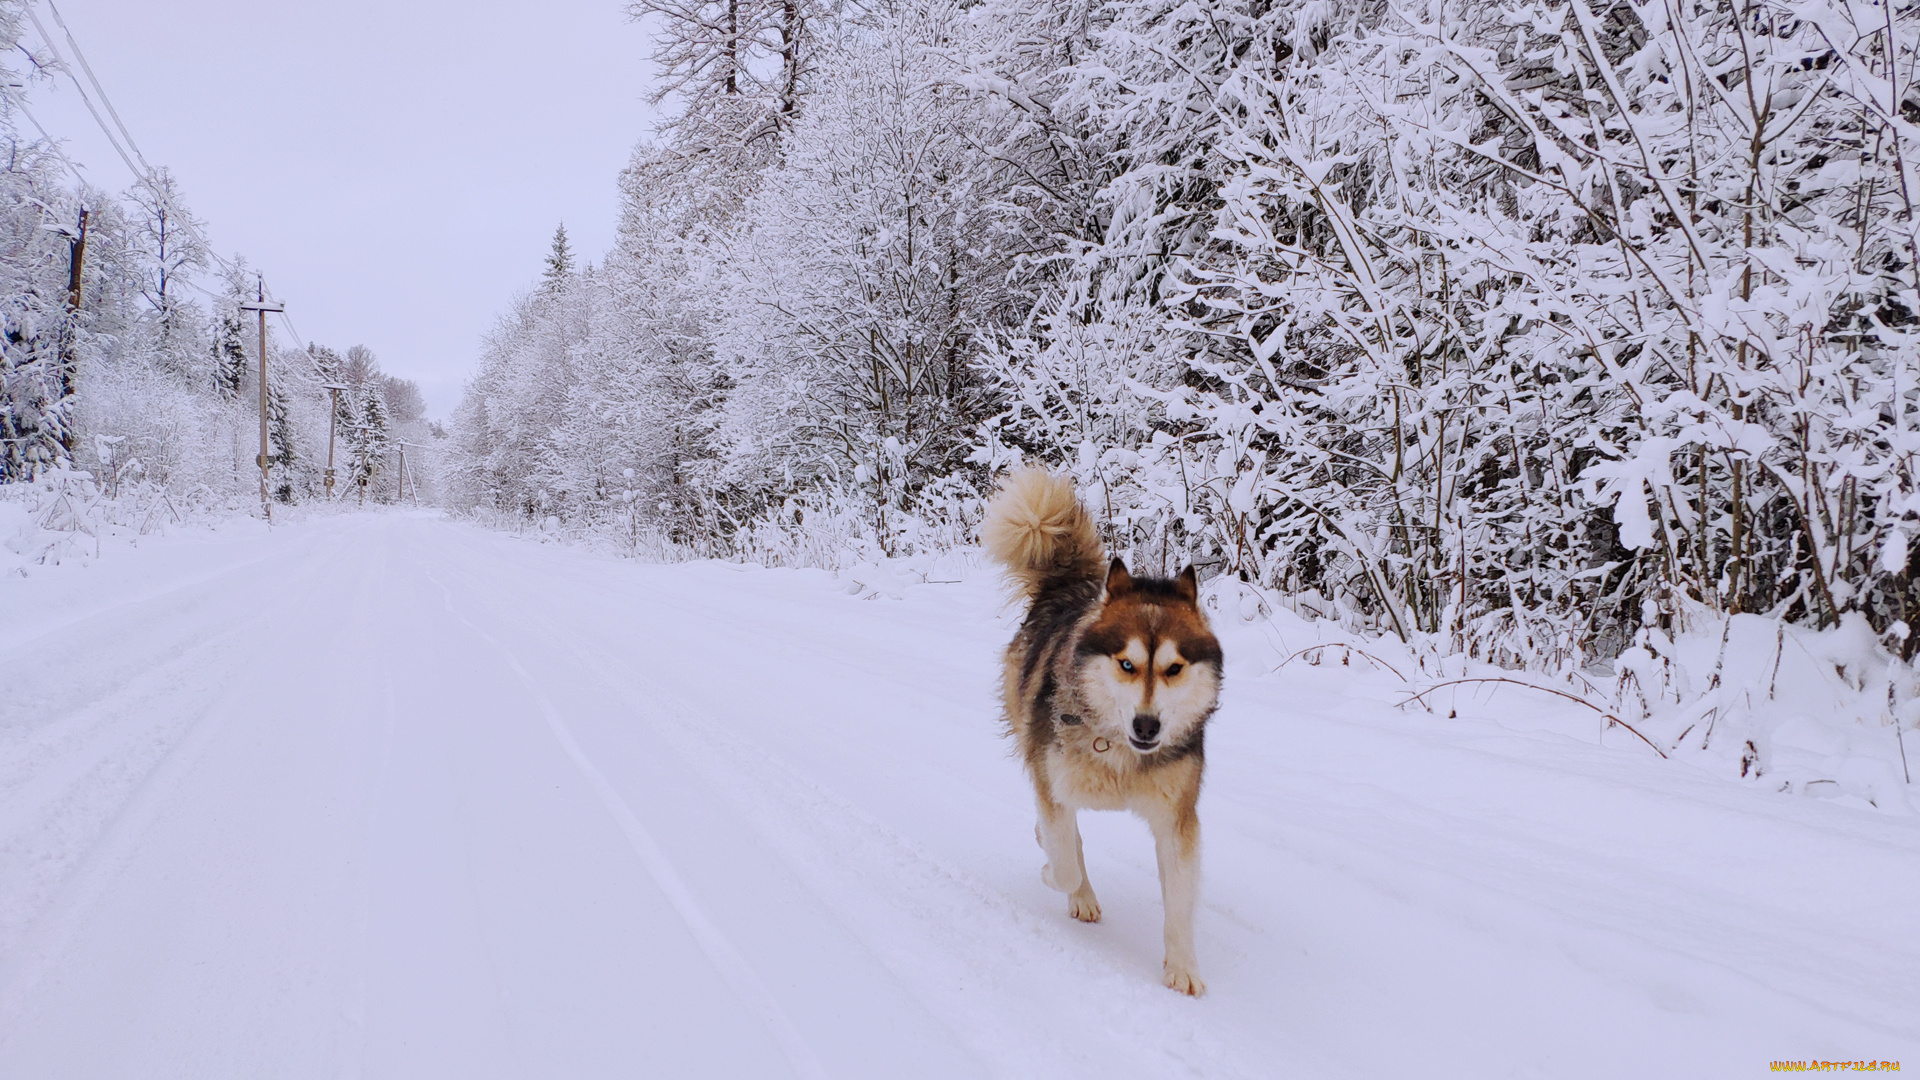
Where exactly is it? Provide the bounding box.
[1077,559,1222,756]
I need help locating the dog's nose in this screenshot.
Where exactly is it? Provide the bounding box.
[1132,714,1161,742]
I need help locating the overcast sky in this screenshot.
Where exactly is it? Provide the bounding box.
[21,0,659,420]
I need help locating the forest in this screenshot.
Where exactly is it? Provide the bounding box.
[452,0,1920,673]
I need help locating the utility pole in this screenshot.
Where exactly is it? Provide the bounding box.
[396,441,427,507]
[238,279,284,522]
[57,206,89,456]
[64,207,88,316]
[322,383,348,498]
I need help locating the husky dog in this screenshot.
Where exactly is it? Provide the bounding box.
[981,468,1222,995]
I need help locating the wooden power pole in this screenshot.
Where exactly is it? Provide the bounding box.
[57,206,89,456]
[322,383,348,497]
[396,440,426,506]
[239,280,284,522]
[64,207,88,316]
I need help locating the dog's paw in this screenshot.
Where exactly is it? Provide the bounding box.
[1068,890,1101,922]
[1162,962,1206,996]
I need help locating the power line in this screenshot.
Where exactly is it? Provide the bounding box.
[276,309,310,349]
[22,7,394,392]
[23,4,143,197]
[23,6,237,282]
[43,0,155,179]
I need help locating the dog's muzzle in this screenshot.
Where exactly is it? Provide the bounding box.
[1129,714,1161,752]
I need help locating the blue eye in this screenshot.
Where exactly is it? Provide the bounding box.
[1119,658,1136,673]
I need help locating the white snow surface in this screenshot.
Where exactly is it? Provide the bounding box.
[1,511,1915,1077]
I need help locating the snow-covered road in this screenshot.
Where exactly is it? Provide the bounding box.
[2,512,1915,1078]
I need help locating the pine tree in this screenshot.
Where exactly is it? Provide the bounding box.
[308,343,344,384]
[542,225,574,293]
[348,384,390,503]
[266,380,297,502]
[0,311,69,481]
[211,313,247,399]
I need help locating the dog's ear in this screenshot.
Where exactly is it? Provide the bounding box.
[1104,558,1134,598]
[1173,564,1199,603]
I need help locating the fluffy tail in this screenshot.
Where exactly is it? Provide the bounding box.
[980,468,1106,599]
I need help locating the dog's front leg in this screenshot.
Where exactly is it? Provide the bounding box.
[1149,804,1204,995]
[1034,796,1101,922]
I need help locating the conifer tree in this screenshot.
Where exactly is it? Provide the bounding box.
[0,315,69,480]
[266,381,297,502]
[211,313,247,399]
[542,225,574,293]
[347,383,390,503]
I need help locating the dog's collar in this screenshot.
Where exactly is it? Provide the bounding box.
[1058,713,1111,751]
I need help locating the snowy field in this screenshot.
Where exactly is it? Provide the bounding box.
[1,510,1915,1078]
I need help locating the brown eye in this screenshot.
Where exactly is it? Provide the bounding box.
[1118,658,1136,673]
[1165,663,1184,677]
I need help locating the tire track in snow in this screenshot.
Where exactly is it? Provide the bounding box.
[333,554,409,1080]
[0,526,381,1026]
[0,519,384,809]
[423,569,831,1080]
[0,627,244,835]
[0,531,357,812]
[0,549,321,786]
[0,533,373,953]
[0,542,285,658]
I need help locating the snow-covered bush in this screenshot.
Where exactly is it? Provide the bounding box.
[0,465,225,572]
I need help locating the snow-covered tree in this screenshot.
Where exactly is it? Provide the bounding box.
[542,224,574,293]
[345,379,390,502]
[127,166,207,359]
[0,132,77,479]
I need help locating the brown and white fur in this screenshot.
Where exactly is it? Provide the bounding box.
[981,468,1222,996]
